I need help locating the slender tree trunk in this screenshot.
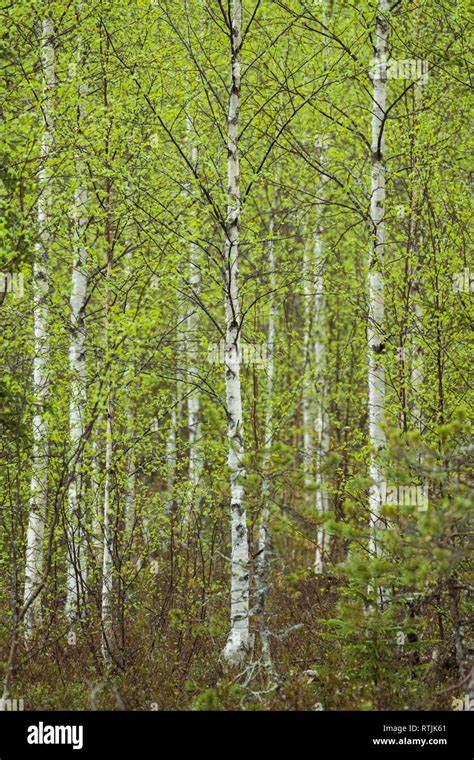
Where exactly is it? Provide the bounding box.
[101,209,114,661]
[313,0,331,573]
[166,406,177,515]
[101,396,114,661]
[255,200,277,682]
[448,576,474,705]
[314,224,329,573]
[367,0,389,572]
[222,0,250,668]
[65,40,88,619]
[124,226,136,537]
[24,18,55,638]
[99,26,116,662]
[91,412,103,561]
[186,118,202,514]
[124,405,136,536]
[408,79,424,435]
[303,221,329,575]
[302,236,313,492]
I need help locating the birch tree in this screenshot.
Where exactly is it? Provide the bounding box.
[101,250,115,661]
[255,194,277,682]
[302,234,314,493]
[367,0,389,571]
[65,22,89,621]
[313,0,331,575]
[313,223,329,574]
[100,28,115,659]
[185,118,202,514]
[23,17,55,637]
[221,0,250,667]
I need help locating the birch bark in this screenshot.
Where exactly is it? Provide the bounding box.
[91,412,102,561]
[101,399,114,661]
[255,201,277,680]
[222,0,250,667]
[313,225,329,574]
[408,78,424,434]
[367,0,389,568]
[101,224,114,661]
[312,0,331,573]
[302,237,314,492]
[65,37,88,620]
[24,18,55,637]
[101,163,114,659]
[124,225,136,537]
[186,119,202,513]
[166,406,177,515]
[124,404,136,536]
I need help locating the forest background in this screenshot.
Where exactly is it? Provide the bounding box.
[0,0,472,711]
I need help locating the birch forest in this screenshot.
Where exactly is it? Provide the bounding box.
[0,0,472,712]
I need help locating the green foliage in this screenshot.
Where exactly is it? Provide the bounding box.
[0,0,471,712]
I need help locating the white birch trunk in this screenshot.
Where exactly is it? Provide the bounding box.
[101,198,114,660]
[124,405,136,536]
[313,226,330,574]
[166,407,177,515]
[24,18,55,637]
[187,273,202,502]
[410,299,424,422]
[302,238,313,491]
[222,0,250,667]
[256,206,277,680]
[65,54,88,619]
[408,82,424,434]
[313,0,331,573]
[124,235,136,537]
[186,119,202,512]
[91,413,103,561]
[101,401,114,661]
[367,0,389,567]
